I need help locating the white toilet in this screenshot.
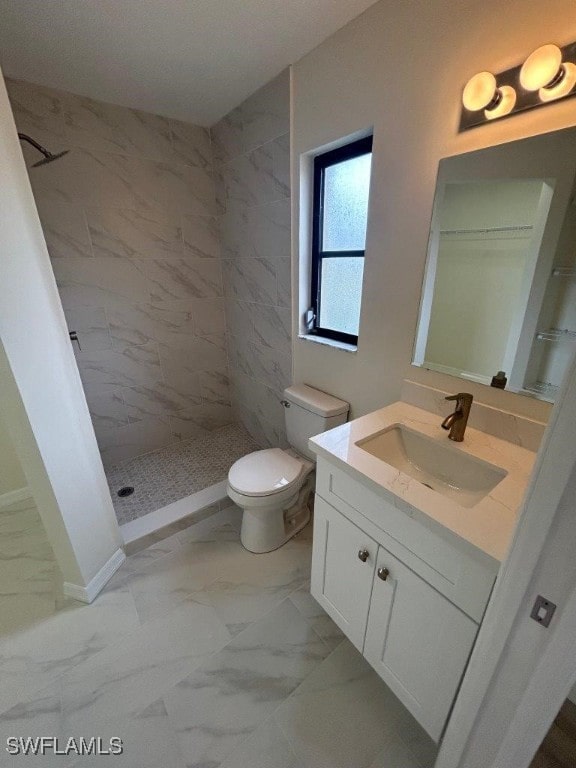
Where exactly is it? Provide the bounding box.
[227,384,349,553]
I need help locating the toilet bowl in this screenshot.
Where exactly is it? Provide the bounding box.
[227,384,349,553]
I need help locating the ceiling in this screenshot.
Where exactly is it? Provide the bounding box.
[0,0,378,126]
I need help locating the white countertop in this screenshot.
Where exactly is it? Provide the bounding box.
[309,401,537,563]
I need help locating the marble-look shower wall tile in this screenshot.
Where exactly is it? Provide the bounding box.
[212,69,291,446]
[219,198,290,260]
[106,301,159,348]
[123,381,203,422]
[77,341,162,388]
[11,78,229,462]
[232,372,285,430]
[248,340,292,391]
[200,370,231,405]
[223,257,277,305]
[250,198,291,259]
[170,120,211,169]
[107,300,200,350]
[213,165,227,215]
[228,335,291,392]
[87,207,182,259]
[5,78,66,152]
[225,299,254,340]
[160,162,216,217]
[63,306,111,352]
[30,148,169,216]
[211,106,244,166]
[241,70,291,153]
[276,257,292,308]
[273,133,290,196]
[96,417,174,467]
[222,143,286,209]
[84,387,130,430]
[190,297,226,337]
[182,214,220,258]
[253,304,291,350]
[64,94,174,161]
[147,256,223,304]
[170,404,233,440]
[52,255,151,308]
[34,195,93,259]
[219,201,250,258]
[159,335,228,378]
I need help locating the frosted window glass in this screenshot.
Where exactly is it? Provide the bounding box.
[323,153,372,251]
[319,258,364,335]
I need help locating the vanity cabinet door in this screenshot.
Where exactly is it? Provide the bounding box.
[311,496,377,651]
[364,546,478,742]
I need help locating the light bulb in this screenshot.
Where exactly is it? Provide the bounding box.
[484,85,517,120]
[520,44,564,91]
[538,61,576,102]
[462,71,500,111]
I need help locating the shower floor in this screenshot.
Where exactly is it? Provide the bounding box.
[105,423,259,526]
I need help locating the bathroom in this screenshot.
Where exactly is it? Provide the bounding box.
[1,1,576,767]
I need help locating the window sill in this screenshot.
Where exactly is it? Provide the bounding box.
[298,334,358,353]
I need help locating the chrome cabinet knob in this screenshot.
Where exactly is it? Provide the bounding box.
[358,549,370,563]
[378,567,390,581]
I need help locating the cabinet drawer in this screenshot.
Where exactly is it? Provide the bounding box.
[316,459,495,623]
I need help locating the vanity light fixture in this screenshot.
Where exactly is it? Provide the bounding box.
[460,40,576,131]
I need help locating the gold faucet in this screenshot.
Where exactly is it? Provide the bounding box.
[441,393,473,442]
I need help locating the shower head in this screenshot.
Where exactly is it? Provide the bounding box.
[17,133,70,167]
[32,150,70,167]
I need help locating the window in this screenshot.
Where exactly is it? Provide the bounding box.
[309,135,373,345]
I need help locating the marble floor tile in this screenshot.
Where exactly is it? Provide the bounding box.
[288,581,345,652]
[202,540,311,636]
[114,544,229,624]
[2,494,438,768]
[67,699,186,768]
[367,739,425,768]
[163,599,330,768]
[0,579,140,717]
[274,640,434,768]
[60,591,231,732]
[0,684,66,768]
[218,716,304,768]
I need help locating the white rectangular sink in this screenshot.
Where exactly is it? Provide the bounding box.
[356,424,507,508]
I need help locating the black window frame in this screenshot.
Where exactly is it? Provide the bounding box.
[310,135,373,346]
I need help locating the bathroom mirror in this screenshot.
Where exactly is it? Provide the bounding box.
[413,127,576,402]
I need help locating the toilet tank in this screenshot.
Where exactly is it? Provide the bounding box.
[283,384,349,461]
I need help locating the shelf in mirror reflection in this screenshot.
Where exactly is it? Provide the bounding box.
[522,381,559,401]
[552,266,576,277]
[536,329,576,343]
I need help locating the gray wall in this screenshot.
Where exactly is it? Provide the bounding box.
[212,70,292,446]
[7,78,232,468]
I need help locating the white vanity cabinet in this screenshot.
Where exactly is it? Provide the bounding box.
[311,460,497,742]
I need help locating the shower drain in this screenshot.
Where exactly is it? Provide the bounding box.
[117,486,135,498]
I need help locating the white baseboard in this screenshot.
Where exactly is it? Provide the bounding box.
[0,486,32,509]
[63,548,126,604]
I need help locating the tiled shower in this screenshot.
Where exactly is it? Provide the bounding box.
[7,69,292,526]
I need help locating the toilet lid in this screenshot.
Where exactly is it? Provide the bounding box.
[228,448,303,497]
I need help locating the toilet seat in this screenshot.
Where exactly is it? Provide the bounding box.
[228,448,303,497]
